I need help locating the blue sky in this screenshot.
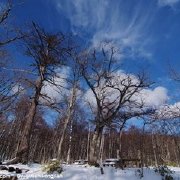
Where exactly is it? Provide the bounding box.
[2,0,180,125]
[7,0,180,95]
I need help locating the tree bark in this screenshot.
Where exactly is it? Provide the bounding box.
[152,134,158,166]
[86,124,90,161]
[16,100,37,163]
[14,72,44,164]
[57,84,77,160]
[88,125,104,165]
[173,137,180,167]
[66,118,73,164]
[118,120,126,159]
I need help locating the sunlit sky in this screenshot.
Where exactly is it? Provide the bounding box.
[2,0,180,126]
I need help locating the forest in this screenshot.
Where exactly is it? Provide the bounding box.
[0,1,180,178]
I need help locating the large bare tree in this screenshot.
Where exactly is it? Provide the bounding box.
[79,46,153,165]
[6,22,73,164]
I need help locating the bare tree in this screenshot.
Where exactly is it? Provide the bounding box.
[6,22,73,164]
[57,66,80,161]
[79,46,152,165]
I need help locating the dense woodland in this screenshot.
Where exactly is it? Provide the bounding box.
[1,110,180,167]
[0,1,180,167]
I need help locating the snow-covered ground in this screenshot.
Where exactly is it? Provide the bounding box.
[0,163,180,180]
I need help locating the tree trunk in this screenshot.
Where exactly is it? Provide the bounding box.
[57,84,77,160]
[88,125,104,165]
[119,130,123,159]
[86,124,90,161]
[152,134,158,166]
[99,133,104,165]
[173,137,180,167]
[118,119,126,159]
[140,123,146,177]
[66,119,73,164]
[12,75,44,164]
[16,100,38,163]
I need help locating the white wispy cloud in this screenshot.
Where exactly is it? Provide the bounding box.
[53,0,155,60]
[138,87,168,107]
[158,0,180,7]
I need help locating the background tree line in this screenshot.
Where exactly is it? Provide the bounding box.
[0,103,180,167]
[0,1,180,167]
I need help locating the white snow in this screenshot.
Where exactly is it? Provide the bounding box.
[0,163,180,180]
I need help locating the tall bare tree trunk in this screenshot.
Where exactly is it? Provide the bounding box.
[16,77,43,164]
[66,119,73,164]
[87,123,90,161]
[88,125,103,165]
[17,101,37,163]
[57,84,77,160]
[140,122,146,177]
[152,134,158,166]
[99,133,104,165]
[173,138,180,167]
[119,130,123,158]
[118,119,126,159]
[57,120,68,160]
